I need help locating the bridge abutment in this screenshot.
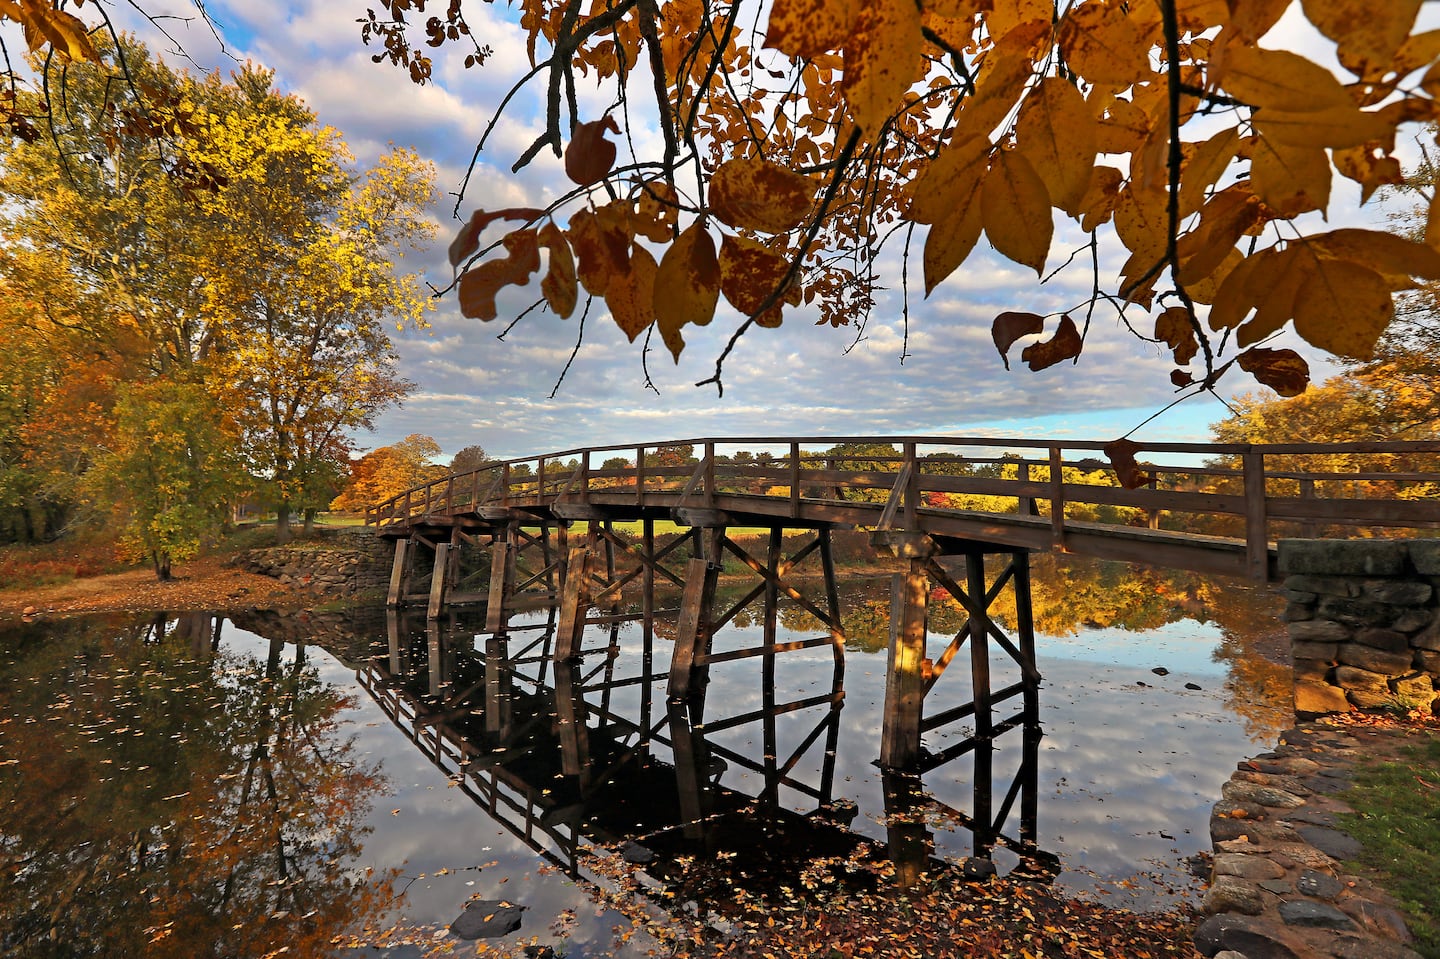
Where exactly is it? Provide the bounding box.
[1280,539,1440,717]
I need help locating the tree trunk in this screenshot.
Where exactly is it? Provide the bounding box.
[302,507,316,536]
[275,503,292,545]
[154,550,173,581]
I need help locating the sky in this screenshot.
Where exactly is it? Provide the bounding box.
[59,0,1426,461]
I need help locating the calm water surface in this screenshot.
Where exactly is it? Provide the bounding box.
[0,561,1291,957]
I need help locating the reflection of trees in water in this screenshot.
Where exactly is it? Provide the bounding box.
[0,612,396,959]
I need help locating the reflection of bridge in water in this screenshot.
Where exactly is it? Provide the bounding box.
[367,435,1439,767]
[357,608,1059,907]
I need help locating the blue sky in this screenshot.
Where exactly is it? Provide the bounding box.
[62,1,1424,461]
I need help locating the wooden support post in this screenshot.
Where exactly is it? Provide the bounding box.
[1299,477,1319,537]
[642,517,656,723]
[668,700,710,839]
[967,550,995,855]
[668,558,719,700]
[554,662,590,780]
[485,530,512,633]
[386,608,403,675]
[1048,446,1065,550]
[881,559,929,769]
[555,547,591,661]
[1243,451,1268,581]
[426,543,451,620]
[426,621,444,698]
[883,771,932,890]
[484,634,511,736]
[387,538,410,608]
[1012,551,1040,718]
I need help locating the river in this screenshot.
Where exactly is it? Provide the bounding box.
[0,557,1291,957]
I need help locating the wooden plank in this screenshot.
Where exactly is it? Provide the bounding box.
[1267,496,1440,525]
[426,543,451,620]
[1048,446,1065,550]
[387,538,409,608]
[880,562,929,769]
[485,533,511,633]
[1243,452,1268,581]
[699,636,837,666]
[554,547,590,661]
[667,558,718,700]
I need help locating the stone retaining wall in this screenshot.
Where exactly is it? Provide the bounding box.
[237,527,392,596]
[1279,539,1440,718]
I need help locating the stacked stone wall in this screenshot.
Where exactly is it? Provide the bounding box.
[238,527,393,597]
[1279,539,1440,717]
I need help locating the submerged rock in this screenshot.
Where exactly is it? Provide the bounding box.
[450,900,525,939]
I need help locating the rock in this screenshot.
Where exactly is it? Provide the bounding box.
[1360,580,1433,605]
[1284,574,1362,598]
[1284,602,1315,622]
[450,900,525,940]
[1289,620,1352,643]
[961,857,997,880]
[1296,869,1344,900]
[1194,912,1302,959]
[1278,900,1354,930]
[620,841,655,864]
[1233,770,1309,796]
[1329,937,1425,959]
[1212,853,1286,882]
[1186,682,1203,691]
[1201,875,1265,916]
[1337,645,1414,676]
[1295,826,1364,861]
[1222,780,1307,809]
[1339,898,1414,940]
[1318,596,1403,628]
[1152,666,1170,676]
[1257,879,1292,894]
[1279,541,1405,577]
[1355,628,1411,653]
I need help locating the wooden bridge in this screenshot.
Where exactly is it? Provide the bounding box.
[366,435,1439,767]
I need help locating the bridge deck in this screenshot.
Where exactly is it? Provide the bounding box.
[367,435,1440,582]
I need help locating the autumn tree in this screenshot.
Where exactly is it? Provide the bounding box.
[360,0,1440,411]
[451,444,495,473]
[0,37,431,555]
[331,434,446,512]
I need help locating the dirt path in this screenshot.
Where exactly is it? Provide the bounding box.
[0,555,306,623]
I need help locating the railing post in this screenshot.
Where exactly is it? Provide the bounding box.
[1146,474,1160,530]
[1047,446,1065,549]
[1243,450,1268,581]
[501,463,511,507]
[704,442,716,507]
[636,444,645,502]
[538,457,547,502]
[1300,477,1318,538]
[580,450,591,504]
[790,441,801,517]
[903,442,918,527]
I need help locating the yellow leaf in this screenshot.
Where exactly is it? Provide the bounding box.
[765,0,858,59]
[923,198,984,295]
[1332,142,1404,204]
[1175,0,1229,32]
[842,0,925,134]
[1112,182,1169,265]
[719,234,796,328]
[634,180,678,242]
[537,222,578,319]
[1207,248,1267,331]
[1391,29,1440,79]
[908,136,990,225]
[1014,76,1097,215]
[987,0,1051,44]
[709,157,816,234]
[1249,137,1330,217]
[1302,0,1421,81]
[1058,0,1158,87]
[1224,0,1290,42]
[981,150,1052,276]
[1119,247,1162,308]
[568,202,631,296]
[1078,165,1124,233]
[1303,228,1440,280]
[1292,258,1393,359]
[1155,306,1199,365]
[922,8,976,53]
[1218,45,1352,112]
[1179,128,1240,216]
[1177,186,1261,286]
[1236,245,1314,346]
[654,222,720,358]
[1189,247,1243,304]
[606,244,658,342]
[949,46,1035,144]
[1253,104,1394,150]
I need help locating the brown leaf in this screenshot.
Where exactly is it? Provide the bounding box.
[457,229,541,321]
[710,157,816,234]
[992,311,1044,370]
[449,208,546,268]
[654,221,721,359]
[1333,143,1404,204]
[1020,314,1082,371]
[1058,1,1157,86]
[1154,307,1198,365]
[719,234,796,328]
[634,180,679,242]
[1236,347,1310,397]
[537,222,578,319]
[1103,438,1153,490]
[605,244,658,342]
[565,116,621,186]
[1250,137,1331,218]
[765,0,858,59]
[1170,368,1195,387]
[568,203,632,296]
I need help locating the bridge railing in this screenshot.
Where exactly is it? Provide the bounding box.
[365,437,1440,577]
